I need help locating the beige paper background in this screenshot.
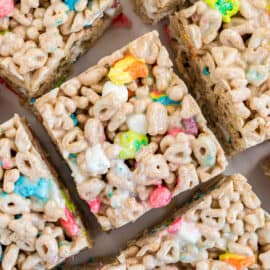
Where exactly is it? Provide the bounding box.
[0,0,270,266]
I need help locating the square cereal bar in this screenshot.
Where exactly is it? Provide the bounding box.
[169,1,270,155]
[0,0,121,98]
[133,0,194,24]
[0,115,90,269]
[35,31,227,231]
[70,174,270,270]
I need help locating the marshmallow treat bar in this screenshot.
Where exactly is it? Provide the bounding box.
[169,0,270,155]
[69,174,270,270]
[0,115,90,269]
[35,31,227,231]
[0,0,121,98]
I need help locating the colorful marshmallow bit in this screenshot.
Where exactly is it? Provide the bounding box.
[181,117,198,136]
[168,217,183,234]
[102,81,128,103]
[61,190,76,213]
[0,0,14,18]
[70,113,78,126]
[202,66,210,76]
[68,153,77,163]
[60,207,79,237]
[14,176,51,202]
[108,55,148,85]
[168,217,201,244]
[149,185,171,208]
[88,197,101,214]
[112,13,132,28]
[219,253,255,270]
[204,0,240,23]
[64,0,78,10]
[119,130,148,159]
[167,128,183,136]
[150,90,181,106]
[0,157,12,169]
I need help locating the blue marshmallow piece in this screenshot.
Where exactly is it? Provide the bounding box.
[64,0,79,10]
[14,176,51,202]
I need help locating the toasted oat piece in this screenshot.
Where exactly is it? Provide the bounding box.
[133,0,194,24]
[35,31,227,231]
[0,114,90,269]
[169,1,270,155]
[0,0,121,98]
[67,174,270,270]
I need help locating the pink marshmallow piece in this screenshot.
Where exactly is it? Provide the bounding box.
[168,217,183,234]
[60,207,79,237]
[149,185,172,208]
[88,197,101,214]
[0,0,14,18]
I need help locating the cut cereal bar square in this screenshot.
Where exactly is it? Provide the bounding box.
[0,0,121,98]
[169,1,270,155]
[70,174,270,270]
[0,114,90,269]
[133,0,194,24]
[35,31,227,231]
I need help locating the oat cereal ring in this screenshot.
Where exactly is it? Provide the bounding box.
[39,27,64,53]
[2,244,19,270]
[15,151,45,180]
[219,29,245,50]
[3,169,20,193]
[164,142,192,165]
[200,8,222,44]
[36,233,59,264]
[93,92,122,122]
[20,0,39,14]
[78,66,108,86]
[128,32,159,65]
[77,178,105,201]
[146,102,168,136]
[153,66,173,91]
[141,154,170,180]
[84,118,105,146]
[0,213,12,230]
[211,46,238,67]
[193,134,217,167]
[21,253,43,270]
[8,213,38,238]
[240,117,266,147]
[61,127,88,154]
[55,96,77,115]
[0,32,24,57]
[16,47,48,74]
[0,193,30,214]
[12,7,33,26]
[43,2,69,28]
